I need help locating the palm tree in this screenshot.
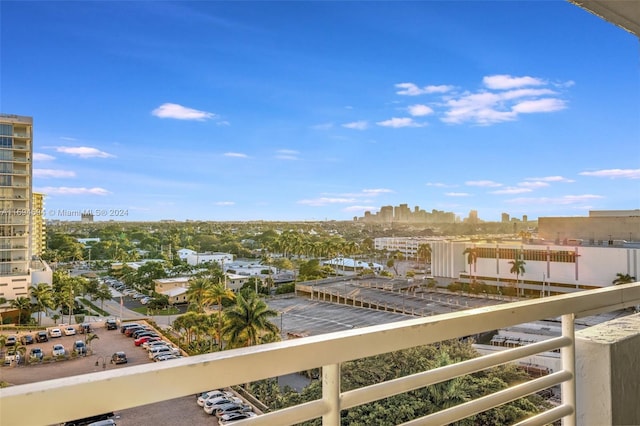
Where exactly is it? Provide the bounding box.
[186,277,213,313]
[612,273,636,285]
[223,293,279,348]
[10,297,32,325]
[462,247,478,282]
[417,243,432,272]
[94,283,113,313]
[203,282,236,348]
[508,254,526,297]
[31,283,54,326]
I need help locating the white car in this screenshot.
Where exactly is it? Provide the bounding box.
[64,326,77,336]
[49,328,62,338]
[52,344,65,357]
[148,345,179,359]
[197,390,234,407]
[203,397,243,415]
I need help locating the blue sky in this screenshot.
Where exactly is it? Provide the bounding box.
[2,1,639,222]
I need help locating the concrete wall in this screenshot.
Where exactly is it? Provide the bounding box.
[576,313,640,426]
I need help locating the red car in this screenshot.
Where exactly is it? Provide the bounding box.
[135,336,161,346]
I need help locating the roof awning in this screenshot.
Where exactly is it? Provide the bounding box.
[569,0,640,37]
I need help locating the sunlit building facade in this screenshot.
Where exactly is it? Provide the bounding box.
[0,114,33,303]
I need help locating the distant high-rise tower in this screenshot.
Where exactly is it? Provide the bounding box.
[32,192,46,257]
[0,114,33,302]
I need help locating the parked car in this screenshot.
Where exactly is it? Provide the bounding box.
[74,340,87,355]
[134,335,160,346]
[30,347,44,361]
[120,323,140,334]
[219,412,257,424]
[111,351,127,365]
[132,329,155,339]
[124,326,148,337]
[52,344,65,357]
[203,397,244,415]
[142,340,167,349]
[20,334,34,345]
[61,412,115,426]
[4,350,21,365]
[49,328,62,338]
[215,402,252,418]
[148,345,179,359]
[5,335,17,346]
[197,390,234,406]
[106,319,118,330]
[64,326,77,336]
[36,331,48,342]
[79,323,92,334]
[152,353,179,362]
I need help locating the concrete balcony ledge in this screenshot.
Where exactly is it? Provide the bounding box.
[576,313,640,426]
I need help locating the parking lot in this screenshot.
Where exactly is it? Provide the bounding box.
[1,322,248,426]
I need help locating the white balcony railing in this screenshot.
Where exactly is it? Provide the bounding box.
[1,283,639,426]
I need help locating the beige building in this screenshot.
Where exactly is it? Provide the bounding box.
[0,114,33,306]
[538,210,640,244]
[154,274,251,305]
[31,192,46,257]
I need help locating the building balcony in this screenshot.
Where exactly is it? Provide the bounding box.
[1,283,639,426]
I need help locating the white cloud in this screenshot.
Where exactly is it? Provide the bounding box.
[376,117,425,128]
[55,146,114,158]
[508,194,603,205]
[342,121,368,130]
[483,74,545,90]
[33,153,55,161]
[490,187,532,195]
[525,176,575,183]
[445,192,471,197]
[224,152,248,158]
[151,103,215,121]
[298,197,356,206]
[395,83,453,96]
[579,169,640,179]
[35,186,111,196]
[33,169,76,178]
[518,181,549,189]
[426,182,456,188]
[312,122,334,130]
[275,149,300,160]
[440,77,569,125]
[512,98,566,113]
[214,201,235,206]
[216,120,230,126]
[362,188,393,195]
[466,180,502,187]
[407,104,434,117]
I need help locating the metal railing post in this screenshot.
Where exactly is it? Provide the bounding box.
[561,313,576,426]
[322,363,341,425]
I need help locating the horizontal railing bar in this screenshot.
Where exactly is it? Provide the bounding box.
[1,283,638,425]
[341,336,570,409]
[400,370,572,425]
[514,404,574,426]
[234,399,327,425]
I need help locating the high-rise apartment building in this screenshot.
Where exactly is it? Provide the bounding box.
[32,192,46,257]
[0,114,33,302]
[0,115,51,319]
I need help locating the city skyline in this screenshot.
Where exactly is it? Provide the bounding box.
[2,1,639,222]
